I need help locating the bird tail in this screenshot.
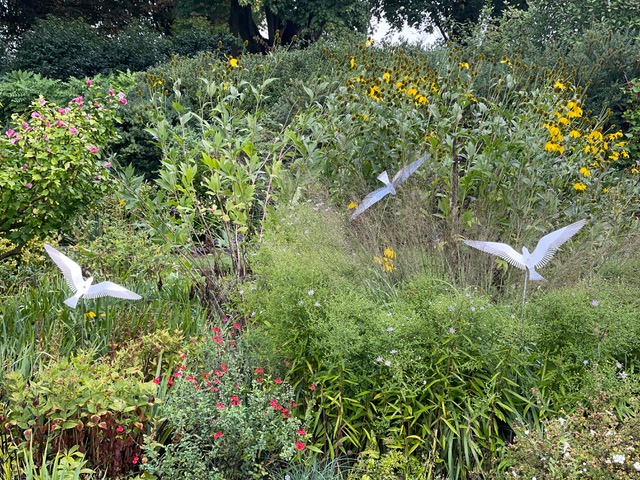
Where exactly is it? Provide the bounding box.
[64,295,79,308]
[528,269,545,281]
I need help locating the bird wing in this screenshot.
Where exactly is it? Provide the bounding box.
[464,240,526,270]
[350,185,392,220]
[529,219,587,268]
[44,244,85,293]
[391,155,428,187]
[377,170,392,187]
[84,281,142,300]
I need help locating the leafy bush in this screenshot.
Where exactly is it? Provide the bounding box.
[499,377,640,479]
[0,82,124,256]
[143,323,306,479]
[1,353,157,478]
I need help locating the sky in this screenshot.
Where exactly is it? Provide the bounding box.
[369,16,441,45]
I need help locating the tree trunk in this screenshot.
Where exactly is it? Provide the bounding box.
[229,0,264,52]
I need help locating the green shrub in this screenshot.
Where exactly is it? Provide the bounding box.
[1,353,157,478]
[0,82,124,255]
[143,323,306,479]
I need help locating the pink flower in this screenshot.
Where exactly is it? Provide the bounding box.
[132,456,139,465]
[255,368,264,374]
[104,162,111,168]
[86,79,93,86]
[153,377,160,385]
[21,121,30,131]
[295,441,305,450]
[118,92,128,105]
[214,431,224,439]
[69,127,77,134]
[216,403,225,409]
[109,89,115,95]
[309,384,315,390]
[26,183,33,189]
[58,108,66,114]
[230,395,240,406]
[56,120,68,127]
[22,164,28,171]
[39,98,46,105]
[116,425,124,433]
[297,429,306,435]
[6,129,14,138]
[233,322,241,330]
[86,145,99,154]
[274,378,282,384]
[31,112,42,119]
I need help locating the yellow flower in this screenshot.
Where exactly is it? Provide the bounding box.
[350,57,356,69]
[382,72,391,83]
[546,125,561,137]
[588,131,604,142]
[415,94,428,105]
[632,167,639,174]
[396,81,404,89]
[583,145,594,154]
[608,151,620,161]
[567,102,583,118]
[361,113,369,121]
[466,93,477,102]
[573,182,587,191]
[603,187,609,193]
[569,130,581,138]
[228,56,238,68]
[367,85,381,101]
[365,38,374,47]
[347,202,358,210]
[558,117,570,126]
[579,167,591,177]
[383,248,396,259]
[406,87,418,96]
[621,150,629,158]
[118,199,125,206]
[459,62,470,69]
[84,311,96,319]
[500,58,512,67]
[554,81,566,91]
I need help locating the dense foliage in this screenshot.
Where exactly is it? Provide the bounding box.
[1,2,640,479]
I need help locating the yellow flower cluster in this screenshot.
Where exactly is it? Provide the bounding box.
[374,248,396,273]
[543,86,629,192]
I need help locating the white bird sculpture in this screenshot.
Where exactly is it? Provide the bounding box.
[44,243,142,308]
[464,219,587,305]
[464,220,587,281]
[350,155,428,220]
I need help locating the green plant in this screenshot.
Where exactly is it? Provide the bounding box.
[2,353,157,477]
[143,321,306,480]
[0,81,125,258]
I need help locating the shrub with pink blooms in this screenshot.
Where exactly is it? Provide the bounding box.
[142,320,308,480]
[0,81,125,258]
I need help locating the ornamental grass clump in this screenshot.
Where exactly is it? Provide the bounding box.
[143,319,306,480]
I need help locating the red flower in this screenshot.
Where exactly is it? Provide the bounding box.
[295,441,305,450]
[255,368,264,374]
[153,377,160,385]
[297,429,307,435]
[116,425,124,433]
[309,384,315,390]
[221,363,228,372]
[256,377,263,382]
[284,360,290,366]
[180,354,187,360]
[231,395,241,406]
[173,372,183,378]
[214,431,224,439]
[216,403,225,409]
[212,327,220,334]
[186,375,196,381]
[214,370,223,377]
[233,322,241,330]
[132,456,139,465]
[270,399,279,409]
[213,336,223,344]
[209,387,218,393]
[282,409,290,418]
[274,378,282,384]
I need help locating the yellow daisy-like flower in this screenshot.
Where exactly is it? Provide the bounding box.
[632,167,639,174]
[588,131,604,142]
[459,62,470,69]
[365,38,374,47]
[228,56,238,68]
[415,94,428,105]
[603,187,609,193]
[554,81,566,91]
[347,202,358,210]
[573,182,587,191]
[367,85,381,101]
[350,57,356,69]
[118,199,125,206]
[406,87,418,96]
[500,58,512,67]
[382,72,391,83]
[558,117,570,126]
[361,113,369,121]
[567,102,583,118]
[579,167,591,177]
[569,130,581,138]
[84,311,96,319]
[383,248,396,259]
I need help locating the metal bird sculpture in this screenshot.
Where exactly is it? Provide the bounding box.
[350,155,428,220]
[464,219,587,306]
[44,243,142,308]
